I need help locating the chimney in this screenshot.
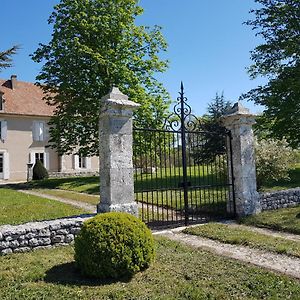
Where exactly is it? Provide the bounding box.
[11,75,17,90]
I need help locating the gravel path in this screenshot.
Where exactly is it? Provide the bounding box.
[157,229,300,280]
[18,189,97,213]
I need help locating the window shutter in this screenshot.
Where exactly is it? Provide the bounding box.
[39,122,44,141]
[73,155,79,170]
[3,152,9,180]
[32,121,38,141]
[44,152,50,170]
[44,124,49,141]
[1,121,7,141]
[29,152,35,164]
[86,157,92,170]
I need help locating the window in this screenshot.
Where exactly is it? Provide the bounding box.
[30,151,49,170]
[79,156,87,169]
[33,121,45,142]
[0,152,9,179]
[0,153,3,173]
[0,120,7,141]
[0,93,4,111]
[35,153,44,165]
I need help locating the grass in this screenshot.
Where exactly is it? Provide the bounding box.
[0,188,87,226]
[0,238,300,300]
[16,165,231,217]
[35,189,99,205]
[239,205,300,235]
[184,222,300,258]
[261,163,300,192]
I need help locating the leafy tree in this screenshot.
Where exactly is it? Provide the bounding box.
[244,0,300,148]
[0,45,19,71]
[255,137,296,189]
[32,0,170,156]
[191,93,232,164]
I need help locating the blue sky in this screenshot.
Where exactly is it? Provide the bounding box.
[0,0,265,116]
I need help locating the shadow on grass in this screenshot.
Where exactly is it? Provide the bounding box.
[44,262,133,286]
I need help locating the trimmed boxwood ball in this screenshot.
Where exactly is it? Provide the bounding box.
[74,212,155,279]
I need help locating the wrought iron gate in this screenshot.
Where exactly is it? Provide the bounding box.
[133,84,235,227]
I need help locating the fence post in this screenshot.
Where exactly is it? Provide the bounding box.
[97,87,140,216]
[222,102,261,217]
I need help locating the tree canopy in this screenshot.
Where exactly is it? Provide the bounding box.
[0,45,19,71]
[244,0,300,148]
[191,93,232,164]
[32,0,170,156]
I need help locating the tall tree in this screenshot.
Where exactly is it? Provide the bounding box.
[32,0,170,156]
[0,45,19,71]
[191,93,232,164]
[244,0,300,148]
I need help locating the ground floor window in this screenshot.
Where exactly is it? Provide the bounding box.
[0,153,3,173]
[35,152,44,165]
[79,156,87,169]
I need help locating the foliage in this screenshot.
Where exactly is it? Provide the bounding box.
[243,0,300,148]
[0,45,19,71]
[32,0,170,156]
[0,188,86,225]
[255,137,296,188]
[32,159,49,180]
[191,93,232,164]
[184,222,300,258]
[74,212,155,279]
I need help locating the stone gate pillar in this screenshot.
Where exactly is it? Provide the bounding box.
[97,87,140,216]
[222,102,261,217]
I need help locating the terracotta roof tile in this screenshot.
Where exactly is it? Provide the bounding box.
[0,78,55,117]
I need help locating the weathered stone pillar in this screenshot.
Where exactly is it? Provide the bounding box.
[222,102,261,217]
[97,87,139,216]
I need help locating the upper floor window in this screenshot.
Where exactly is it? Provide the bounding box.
[32,121,45,142]
[0,93,4,111]
[0,120,7,141]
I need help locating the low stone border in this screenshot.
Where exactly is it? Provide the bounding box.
[0,215,93,255]
[260,188,300,211]
[48,171,99,178]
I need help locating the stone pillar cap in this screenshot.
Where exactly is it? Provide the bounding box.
[223,101,254,118]
[101,86,140,110]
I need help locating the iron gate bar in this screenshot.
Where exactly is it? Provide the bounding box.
[133,83,236,227]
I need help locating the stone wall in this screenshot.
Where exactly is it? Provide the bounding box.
[0,215,92,255]
[260,188,300,211]
[48,171,98,178]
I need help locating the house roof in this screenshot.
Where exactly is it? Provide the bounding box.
[0,77,55,117]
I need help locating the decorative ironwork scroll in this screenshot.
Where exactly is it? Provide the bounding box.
[164,82,200,132]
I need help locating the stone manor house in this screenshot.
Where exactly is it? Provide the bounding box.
[0,75,99,181]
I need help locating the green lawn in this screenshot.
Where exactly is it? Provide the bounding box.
[17,165,231,218]
[0,238,300,300]
[240,206,300,235]
[184,222,300,258]
[35,189,99,205]
[0,188,87,226]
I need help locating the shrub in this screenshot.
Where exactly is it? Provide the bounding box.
[255,138,296,188]
[74,212,155,279]
[32,160,49,180]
